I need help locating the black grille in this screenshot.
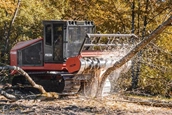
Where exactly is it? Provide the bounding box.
[18,41,43,66]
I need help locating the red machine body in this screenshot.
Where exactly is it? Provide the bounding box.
[9,20,137,95]
[10,20,98,94]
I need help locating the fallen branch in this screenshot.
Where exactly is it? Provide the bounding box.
[0,89,18,101]
[0,66,59,100]
[122,96,172,108]
[0,66,46,94]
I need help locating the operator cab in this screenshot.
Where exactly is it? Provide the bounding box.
[43,20,94,63]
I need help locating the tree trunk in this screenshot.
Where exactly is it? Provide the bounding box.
[3,0,21,64]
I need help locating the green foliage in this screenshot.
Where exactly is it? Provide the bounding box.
[0,0,66,63]
[138,64,172,96]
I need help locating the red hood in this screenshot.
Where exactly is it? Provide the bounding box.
[11,38,43,51]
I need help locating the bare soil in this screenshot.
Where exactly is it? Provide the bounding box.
[0,93,172,115]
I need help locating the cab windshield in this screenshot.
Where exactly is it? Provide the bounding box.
[66,26,93,57]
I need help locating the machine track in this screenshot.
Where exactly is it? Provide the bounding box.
[12,74,81,95]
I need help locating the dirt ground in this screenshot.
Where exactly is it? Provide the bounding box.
[0,93,172,115]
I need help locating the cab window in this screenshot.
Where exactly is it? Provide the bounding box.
[45,24,52,45]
